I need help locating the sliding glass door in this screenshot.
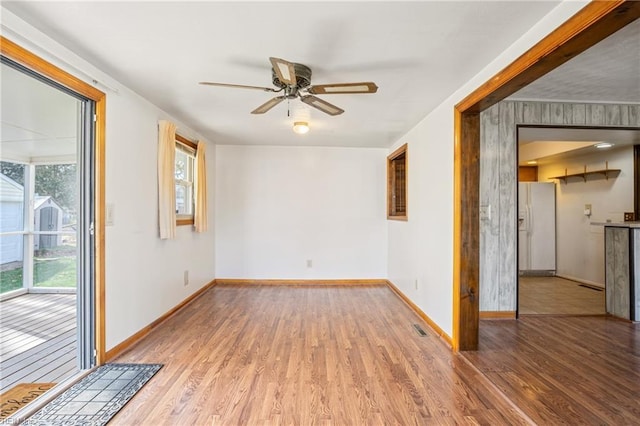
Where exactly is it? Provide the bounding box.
[0,56,96,388]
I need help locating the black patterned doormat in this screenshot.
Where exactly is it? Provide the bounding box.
[23,363,163,425]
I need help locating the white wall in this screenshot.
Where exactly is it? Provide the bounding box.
[538,146,634,287]
[1,9,217,351]
[215,145,387,279]
[387,1,587,338]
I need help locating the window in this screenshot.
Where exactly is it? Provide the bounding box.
[175,134,197,226]
[387,143,407,220]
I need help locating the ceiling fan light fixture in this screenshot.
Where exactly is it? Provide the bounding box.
[293,121,310,134]
[203,57,376,117]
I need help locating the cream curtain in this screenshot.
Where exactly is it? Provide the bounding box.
[194,140,208,232]
[158,120,177,239]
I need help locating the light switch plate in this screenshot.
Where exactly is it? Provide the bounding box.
[106,203,115,226]
[479,205,491,221]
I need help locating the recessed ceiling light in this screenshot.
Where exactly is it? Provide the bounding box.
[527,160,537,165]
[595,142,614,149]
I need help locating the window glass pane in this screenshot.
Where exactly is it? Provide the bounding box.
[33,233,77,288]
[35,164,77,220]
[187,154,194,181]
[176,184,186,214]
[175,144,195,218]
[0,161,25,231]
[175,183,193,216]
[33,164,77,288]
[1,162,26,293]
[0,235,24,293]
[175,150,187,180]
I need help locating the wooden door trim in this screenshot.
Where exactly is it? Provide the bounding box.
[452,1,640,351]
[1,36,107,364]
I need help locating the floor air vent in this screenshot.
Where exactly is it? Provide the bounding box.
[413,324,427,336]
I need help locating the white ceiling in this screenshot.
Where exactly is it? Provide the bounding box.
[2,1,567,148]
[509,19,640,104]
[1,62,79,162]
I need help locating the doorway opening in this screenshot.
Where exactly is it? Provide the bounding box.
[453,2,639,350]
[0,56,96,399]
[516,127,640,315]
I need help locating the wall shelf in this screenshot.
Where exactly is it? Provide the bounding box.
[549,162,620,184]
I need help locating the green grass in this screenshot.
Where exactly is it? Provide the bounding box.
[0,268,23,293]
[34,257,77,288]
[0,257,77,294]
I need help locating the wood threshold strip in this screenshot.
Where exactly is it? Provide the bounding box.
[215,279,387,286]
[456,354,537,426]
[385,280,453,347]
[479,311,516,320]
[105,279,217,361]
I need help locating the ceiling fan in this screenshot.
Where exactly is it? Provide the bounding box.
[199,57,378,116]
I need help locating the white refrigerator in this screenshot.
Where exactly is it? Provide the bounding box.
[518,182,556,274]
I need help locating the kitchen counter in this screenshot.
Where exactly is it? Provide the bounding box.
[591,221,640,228]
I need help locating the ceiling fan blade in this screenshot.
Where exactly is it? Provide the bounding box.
[251,96,286,114]
[269,57,297,85]
[199,81,276,92]
[300,95,344,116]
[308,82,378,95]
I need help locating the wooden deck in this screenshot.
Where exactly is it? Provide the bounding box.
[0,293,78,393]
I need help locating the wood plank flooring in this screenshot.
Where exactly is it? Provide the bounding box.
[519,276,605,315]
[111,285,529,425]
[0,293,77,392]
[463,316,640,425]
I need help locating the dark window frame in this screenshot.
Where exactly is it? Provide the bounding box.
[387,143,408,221]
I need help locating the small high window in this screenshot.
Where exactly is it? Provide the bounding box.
[387,144,407,220]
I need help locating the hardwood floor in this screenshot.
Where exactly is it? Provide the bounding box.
[0,293,78,392]
[518,276,605,315]
[463,316,640,425]
[112,285,528,425]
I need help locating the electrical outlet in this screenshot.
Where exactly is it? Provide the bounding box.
[415,278,419,290]
[183,270,189,286]
[306,259,313,268]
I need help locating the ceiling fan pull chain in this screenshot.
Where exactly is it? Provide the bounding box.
[287,99,290,117]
